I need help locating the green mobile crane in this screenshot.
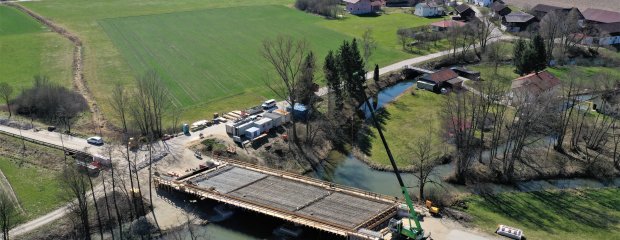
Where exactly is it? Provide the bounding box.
[361,85,428,240]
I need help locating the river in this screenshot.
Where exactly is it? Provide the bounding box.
[165,81,620,239]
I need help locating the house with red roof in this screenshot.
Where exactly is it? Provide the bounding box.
[509,70,561,104]
[343,0,385,15]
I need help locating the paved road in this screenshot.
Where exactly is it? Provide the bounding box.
[0,124,102,155]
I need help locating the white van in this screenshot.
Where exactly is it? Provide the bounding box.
[261,99,276,110]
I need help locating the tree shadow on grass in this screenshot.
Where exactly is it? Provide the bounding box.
[478,189,620,234]
[356,106,392,156]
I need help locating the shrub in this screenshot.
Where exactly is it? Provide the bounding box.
[295,0,341,18]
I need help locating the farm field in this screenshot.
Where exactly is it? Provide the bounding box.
[365,90,448,168]
[462,188,620,240]
[0,157,64,223]
[0,5,73,89]
[20,0,443,124]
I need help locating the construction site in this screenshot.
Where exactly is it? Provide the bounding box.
[155,159,402,239]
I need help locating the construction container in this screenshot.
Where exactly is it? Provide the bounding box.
[274,109,291,123]
[245,127,261,139]
[253,118,273,132]
[246,105,263,115]
[263,112,283,127]
[191,120,210,131]
[287,103,309,119]
[183,124,190,135]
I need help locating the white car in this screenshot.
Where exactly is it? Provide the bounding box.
[87,136,104,145]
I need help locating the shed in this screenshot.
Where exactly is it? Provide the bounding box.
[455,4,475,20]
[490,2,511,17]
[418,69,460,92]
[253,118,273,133]
[245,127,261,140]
[582,8,620,24]
[451,67,480,80]
[501,11,536,32]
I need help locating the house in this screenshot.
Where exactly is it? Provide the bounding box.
[343,0,385,15]
[417,69,462,92]
[430,19,466,31]
[472,0,493,7]
[501,11,535,32]
[509,70,561,103]
[414,2,444,17]
[455,4,476,20]
[582,8,620,24]
[530,4,581,20]
[490,2,511,18]
[451,67,480,80]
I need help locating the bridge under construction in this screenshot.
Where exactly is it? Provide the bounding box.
[154,159,401,239]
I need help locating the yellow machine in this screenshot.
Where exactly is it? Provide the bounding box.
[425,200,440,215]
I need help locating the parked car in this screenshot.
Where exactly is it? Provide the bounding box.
[87,136,104,145]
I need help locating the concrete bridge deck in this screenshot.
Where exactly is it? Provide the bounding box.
[155,159,401,238]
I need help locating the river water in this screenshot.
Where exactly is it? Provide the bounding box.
[167,81,620,239]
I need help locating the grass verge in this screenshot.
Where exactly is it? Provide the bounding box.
[461,188,620,240]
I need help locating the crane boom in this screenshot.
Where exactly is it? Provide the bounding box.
[361,87,424,239]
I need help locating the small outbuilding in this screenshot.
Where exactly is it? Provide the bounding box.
[501,11,536,32]
[417,69,462,92]
[490,2,511,18]
[451,67,480,80]
[455,4,475,21]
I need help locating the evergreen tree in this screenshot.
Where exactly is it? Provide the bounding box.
[296,52,317,105]
[373,64,380,85]
[324,51,342,108]
[520,46,537,75]
[513,39,527,75]
[531,34,547,73]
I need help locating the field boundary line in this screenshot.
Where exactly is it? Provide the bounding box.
[3,2,108,131]
[0,168,25,214]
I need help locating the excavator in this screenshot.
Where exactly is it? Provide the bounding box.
[361,84,429,240]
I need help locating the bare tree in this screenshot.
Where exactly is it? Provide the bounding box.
[261,35,310,143]
[471,8,498,59]
[409,127,443,201]
[0,193,16,240]
[60,166,91,240]
[0,82,13,118]
[553,74,580,153]
[361,27,377,69]
[397,27,410,51]
[484,42,508,76]
[110,83,130,133]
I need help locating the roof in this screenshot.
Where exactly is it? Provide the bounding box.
[531,4,570,13]
[504,11,535,23]
[511,70,561,95]
[451,67,480,75]
[430,20,466,28]
[491,2,508,12]
[422,69,459,84]
[246,127,260,133]
[254,118,272,125]
[597,22,620,34]
[455,4,472,14]
[583,8,620,24]
[343,0,360,3]
[416,2,439,8]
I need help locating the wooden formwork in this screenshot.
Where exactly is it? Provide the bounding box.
[154,160,400,239]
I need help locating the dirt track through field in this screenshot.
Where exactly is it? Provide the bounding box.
[0,168,24,213]
[3,3,108,131]
[504,0,620,12]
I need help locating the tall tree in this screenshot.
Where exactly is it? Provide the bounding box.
[0,193,15,240]
[262,35,310,143]
[361,27,376,69]
[295,52,317,105]
[338,39,365,104]
[61,166,91,239]
[513,39,527,75]
[409,127,442,201]
[324,51,342,110]
[373,64,380,86]
[531,34,547,72]
[0,83,13,118]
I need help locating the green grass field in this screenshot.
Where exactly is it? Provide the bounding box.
[462,188,620,240]
[0,157,64,222]
[19,0,444,124]
[0,5,73,90]
[366,90,448,167]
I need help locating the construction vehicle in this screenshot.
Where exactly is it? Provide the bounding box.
[425,200,440,216]
[361,85,428,240]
